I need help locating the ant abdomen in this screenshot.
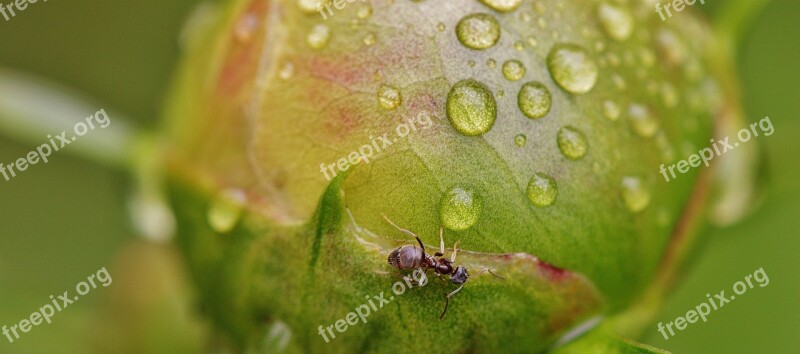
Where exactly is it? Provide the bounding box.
[388,245,425,269]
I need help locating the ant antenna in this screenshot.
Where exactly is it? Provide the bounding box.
[479,268,506,279]
[439,284,464,320]
[434,226,445,257]
[381,213,426,255]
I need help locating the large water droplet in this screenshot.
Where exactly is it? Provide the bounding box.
[557,126,588,160]
[597,3,633,41]
[439,187,482,231]
[307,24,330,49]
[377,84,402,110]
[502,60,526,81]
[518,82,552,119]
[207,189,247,233]
[456,13,501,50]
[446,79,497,136]
[621,176,650,213]
[526,173,558,207]
[478,0,522,13]
[627,103,659,138]
[547,44,599,94]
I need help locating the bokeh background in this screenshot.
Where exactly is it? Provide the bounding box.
[0,1,797,353]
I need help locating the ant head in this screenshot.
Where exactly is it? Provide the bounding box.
[451,266,469,284]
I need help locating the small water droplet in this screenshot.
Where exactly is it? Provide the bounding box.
[456,13,501,50]
[502,60,526,81]
[603,100,620,121]
[661,82,679,107]
[279,62,294,80]
[298,0,328,13]
[557,126,588,160]
[363,33,376,46]
[377,84,402,110]
[517,82,552,119]
[627,103,659,138]
[478,0,522,12]
[446,79,497,136]
[487,58,497,68]
[547,44,599,94]
[357,5,372,19]
[597,3,633,41]
[514,41,525,51]
[437,22,446,32]
[307,24,330,49]
[234,13,260,43]
[514,134,527,146]
[207,189,247,233]
[467,59,477,67]
[621,176,650,213]
[439,187,482,231]
[526,173,558,207]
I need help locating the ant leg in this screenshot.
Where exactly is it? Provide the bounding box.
[439,284,465,320]
[434,226,445,257]
[478,268,506,279]
[450,241,460,263]
[382,214,426,255]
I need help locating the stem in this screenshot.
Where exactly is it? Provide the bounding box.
[0,67,141,171]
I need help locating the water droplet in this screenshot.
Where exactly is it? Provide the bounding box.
[502,60,526,81]
[526,173,558,207]
[207,189,247,233]
[661,82,679,107]
[597,3,633,41]
[527,37,538,47]
[514,134,527,146]
[456,13,501,50]
[514,41,525,51]
[547,44,599,94]
[279,62,294,80]
[621,176,650,213]
[478,0,522,13]
[437,22,446,32]
[627,103,659,138]
[363,33,376,46]
[601,100,620,121]
[377,84,402,110]
[467,59,477,67]
[657,29,687,66]
[557,126,588,160]
[306,24,330,49]
[487,58,497,68]
[298,0,328,13]
[439,187,482,231]
[517,82,552,119]
[357,5,372,19]
[234,13,260,43]
[262,321,292,352]
[446,79,497,136]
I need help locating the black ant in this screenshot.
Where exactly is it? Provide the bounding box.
[382,214,469,319]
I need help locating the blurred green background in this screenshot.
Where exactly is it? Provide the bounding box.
[0,1,797,353]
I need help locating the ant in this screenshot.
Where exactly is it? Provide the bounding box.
[382,214,469,320]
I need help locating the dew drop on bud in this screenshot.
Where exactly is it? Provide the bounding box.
[621,176,651,213]
[207,189,247,233]
[557,126,588,160]
[439,186,482,231]
[446,79,497,136]
[377,84,402,110]
[518,82,552,119]
[456,13,501,50]
[547,44,599,94]
[526,173,558,207]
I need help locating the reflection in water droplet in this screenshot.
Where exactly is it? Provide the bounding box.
[307,24,330,49]
[378,84,402,110]
[446,79,497,136]
[557,126,588,160]
[547,44,599,94]
[518,82,552,119]
[502,60,526,81]
[621,176,650,213]
[439,187,482,231]
[207,189,247,233]
[456,13,501,50]
[597,3,633,41]
[526,173,558,207]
